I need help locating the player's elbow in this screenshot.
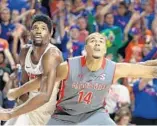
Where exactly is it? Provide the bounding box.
[43,98,49,103]
[42,94,51,103]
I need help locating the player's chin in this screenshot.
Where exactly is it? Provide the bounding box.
[92,54,101,59]
[33,41,42,47]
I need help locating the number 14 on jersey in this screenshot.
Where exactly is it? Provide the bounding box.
[78,91,93,104]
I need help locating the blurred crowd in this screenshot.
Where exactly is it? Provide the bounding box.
[0,0,157,125]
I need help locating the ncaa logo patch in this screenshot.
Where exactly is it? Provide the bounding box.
[99,74,106,80]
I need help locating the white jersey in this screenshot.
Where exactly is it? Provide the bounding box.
[25,43,56,75]
[24,43,60,125]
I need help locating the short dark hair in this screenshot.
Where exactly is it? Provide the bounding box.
[31,14,52,33]
[104,12,113,19]
[119,1,128,9]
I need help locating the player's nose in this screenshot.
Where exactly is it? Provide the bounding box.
[95,41,100,46]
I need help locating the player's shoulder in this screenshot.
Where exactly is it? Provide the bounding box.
[47,44,61,55]
[59,61,68,69]
[44,44,63,62]
[57,61,69,80]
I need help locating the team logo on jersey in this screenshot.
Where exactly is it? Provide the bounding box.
[27,72,37,80]
[26,66,30,69]
[78,74,84,79]
[99,74,106,80]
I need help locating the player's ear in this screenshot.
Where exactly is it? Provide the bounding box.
[85,44,88,51]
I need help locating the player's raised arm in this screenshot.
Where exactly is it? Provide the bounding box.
[114,62,157,81]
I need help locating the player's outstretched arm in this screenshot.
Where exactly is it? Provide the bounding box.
[7,77,41,100]
[0,48,67,121]
[114,62,157,81]
[7,60,69,100]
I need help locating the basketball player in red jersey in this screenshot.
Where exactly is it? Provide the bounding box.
[1,32,157,125]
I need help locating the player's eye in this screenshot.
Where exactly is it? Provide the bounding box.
[42,27,46,30]
[90,40,94,43]
[99,40,103,43]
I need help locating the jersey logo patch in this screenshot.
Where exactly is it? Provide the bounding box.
[99,74,106,80]
[78,74,84,79]
[26,66,31,69]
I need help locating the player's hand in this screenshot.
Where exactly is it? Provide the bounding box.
[7,88,19,100]
[0,108,12,121]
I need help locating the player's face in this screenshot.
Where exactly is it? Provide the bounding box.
[85,34,106,59]
[31,21,50,47]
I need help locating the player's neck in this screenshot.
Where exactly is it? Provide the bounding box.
[86,56,104,71]
[32,44,48,59]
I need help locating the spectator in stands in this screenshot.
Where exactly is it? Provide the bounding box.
[71,0,85,19]
[131,78,157,125]
[105,84,131,120]
[0,38,15,70]
[0,51,12,107]
[99,12,116,32]
[143,1,155,30]
[152,17,157,43]
[77,16,89,42]
[114,1,131,32]
[59,10,84,60]
[124,12,145,62]
[114,105,132,125]
[99,0,130,33]
[0,7,15,42]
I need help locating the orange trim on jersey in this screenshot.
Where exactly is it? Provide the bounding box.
[81,56,106,69]
[65,60,70,80]
[57,80,65,105]
[56,60,69,105]
[81,56,86,67]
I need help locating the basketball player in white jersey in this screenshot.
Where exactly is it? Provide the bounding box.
[0,14,62,125]
[1,32,157,125]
